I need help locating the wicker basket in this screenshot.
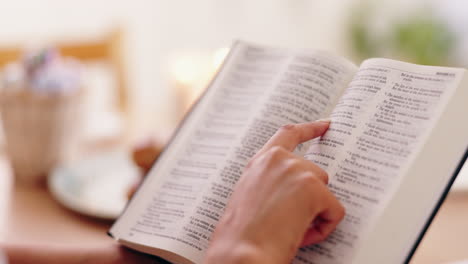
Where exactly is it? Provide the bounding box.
[0,89,82,185]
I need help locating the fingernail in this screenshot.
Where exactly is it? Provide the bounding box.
[316,118,332,123]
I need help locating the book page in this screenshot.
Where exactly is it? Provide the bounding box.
[352,70,468,264]
[299,58,466,264]
[182,50,357,263]
[110,42,289,260]
[109,41,357,264]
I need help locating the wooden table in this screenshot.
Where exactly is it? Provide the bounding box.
[3,159,468,263]
[5,184,112,247]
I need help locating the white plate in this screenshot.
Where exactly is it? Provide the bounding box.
[48,150,140,220]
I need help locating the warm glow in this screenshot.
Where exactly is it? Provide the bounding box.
[170,54,205,85]
[169,48,231,115]
[212,47,230,71]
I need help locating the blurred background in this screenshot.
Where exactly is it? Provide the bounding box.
[0,0,467,140]
[0,0,467,263]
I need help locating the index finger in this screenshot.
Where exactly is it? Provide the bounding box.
[260,120,331,154]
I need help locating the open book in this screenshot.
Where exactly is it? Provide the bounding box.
[109,41,468,264]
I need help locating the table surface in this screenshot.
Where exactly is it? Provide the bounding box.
[3,160,468,264]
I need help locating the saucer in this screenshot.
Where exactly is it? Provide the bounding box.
[48,150,140,220]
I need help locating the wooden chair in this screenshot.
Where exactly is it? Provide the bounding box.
[0,29,128,115]
[0,29,130,148]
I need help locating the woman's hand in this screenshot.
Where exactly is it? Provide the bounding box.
[205,120,345,264]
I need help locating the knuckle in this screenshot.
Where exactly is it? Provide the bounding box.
[248,146,286,169]
[284,158,301,170]
[266,146,287,160]
[246,152,269,169]
[278,124,300,138]
[315,169,329,184]
[296,167,329,187]
[298,172,322,188]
